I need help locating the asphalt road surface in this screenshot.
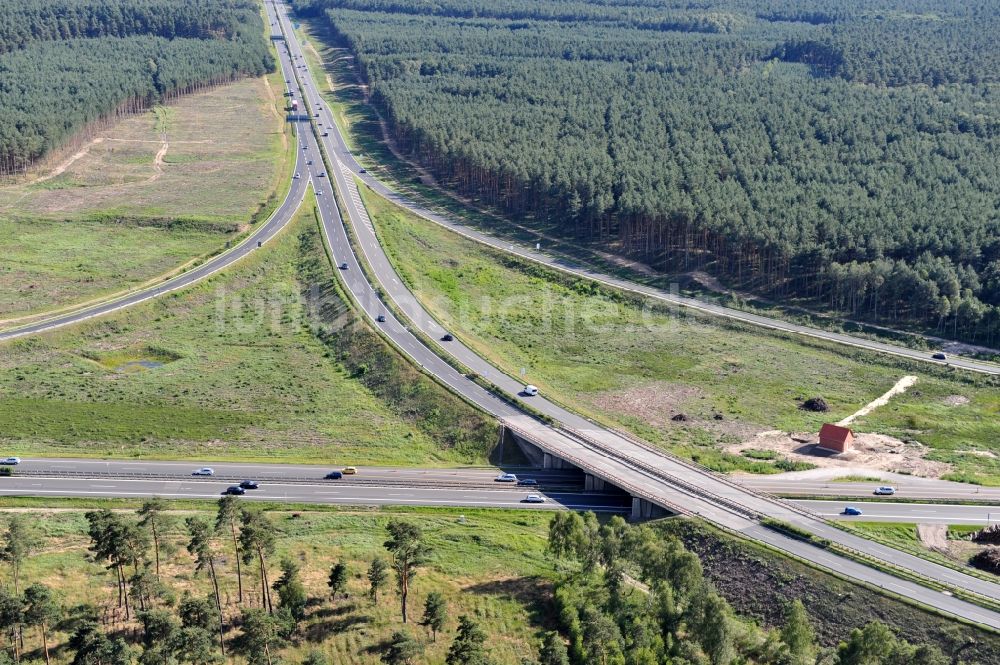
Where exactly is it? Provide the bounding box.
[801,500,1000,525]
[742,476,1000,502]
[0,476,629,512]
[264,0,1000,627]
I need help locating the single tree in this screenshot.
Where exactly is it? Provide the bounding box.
[272,559,307,623]
[186,517,226,655]
[138,499,168,578]
[68,621,132,665]
[215,495,244,604]
[383,520,430,623]
[178,594,218,633]
[0,518,38,596]
[327,561,348,602]
[0,588,23,664]
[137,608,179,665]
[22,584,60,665]
[781,600,816,665]
[580,608,622,665]
[368,558,389,604]
[446,615,491,665]
[239,509,277,613]
[232,608,284,665]
[538,631,569,665]
[177,626,222,665]
[421,592,447,642]
[381,630,422,665]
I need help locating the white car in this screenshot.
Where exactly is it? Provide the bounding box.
[0,457,20,465]
[293,172,300,179]
[522,385,539,396]
[495,473,518,483]
[524,494,545,504]
[874,486,896,495]
[192,468,215,476]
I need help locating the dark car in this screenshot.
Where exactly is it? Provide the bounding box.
[239,480,259,490]
[325,471,343,480]
[932,352,947,360]
[376,314,386,323]
[322,132,329,137]
[441,333,453,341]
[359,168,367,174]
[517,478,538,487]
[223,486,246,496]
[318,172,326,178]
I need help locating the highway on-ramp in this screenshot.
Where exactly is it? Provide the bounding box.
[0,22,311,345]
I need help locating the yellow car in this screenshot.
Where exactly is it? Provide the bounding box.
[342,466,358,475]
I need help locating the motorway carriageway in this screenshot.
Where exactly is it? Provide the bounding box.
[3,459,999,524]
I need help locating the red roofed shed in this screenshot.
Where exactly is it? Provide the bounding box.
[818,424,853,453]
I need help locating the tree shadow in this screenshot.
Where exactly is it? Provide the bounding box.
[304,610,372,642]
[464,576,558,631]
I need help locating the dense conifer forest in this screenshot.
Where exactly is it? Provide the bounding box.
[295,0,1000,344]
[0,0,273,175]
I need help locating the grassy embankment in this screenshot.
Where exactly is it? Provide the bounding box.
[359,185,1000,481]
[4,504,553,665]
[659,518,1000,661]
[0,201,498,465]
[0,66,295,322]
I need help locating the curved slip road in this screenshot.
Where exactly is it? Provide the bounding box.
[270,0,1000,628]
[0,25,311,344]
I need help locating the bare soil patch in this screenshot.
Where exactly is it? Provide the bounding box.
[726,430,951,477]
[943,394,970,406]
[917,524,948,554]
[591,382,766,440]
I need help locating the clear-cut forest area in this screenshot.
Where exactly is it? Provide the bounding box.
[0,0,273,175]
[294,0,1000,345]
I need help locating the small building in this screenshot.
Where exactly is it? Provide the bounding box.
[818,423,853,453]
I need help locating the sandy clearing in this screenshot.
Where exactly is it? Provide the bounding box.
[727,429,951,478]
[837,375,917,426]
[31,137,105,184]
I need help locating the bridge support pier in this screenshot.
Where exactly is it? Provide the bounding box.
[542,452,573,470]
[584,474,606,492]
[631,497,668,522]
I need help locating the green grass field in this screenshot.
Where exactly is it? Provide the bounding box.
[7,504,553,665]
[0,72,293,320]
[0,201,495,466]
[361,186,1000,480]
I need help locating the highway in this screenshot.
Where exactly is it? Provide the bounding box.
[270,0,1000,628]
[4,457,996,525]
[0,0,994,629]
[742,475,1000,502]
[0,476,628,512]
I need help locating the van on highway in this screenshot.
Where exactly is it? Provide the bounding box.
[522,385,539,397]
